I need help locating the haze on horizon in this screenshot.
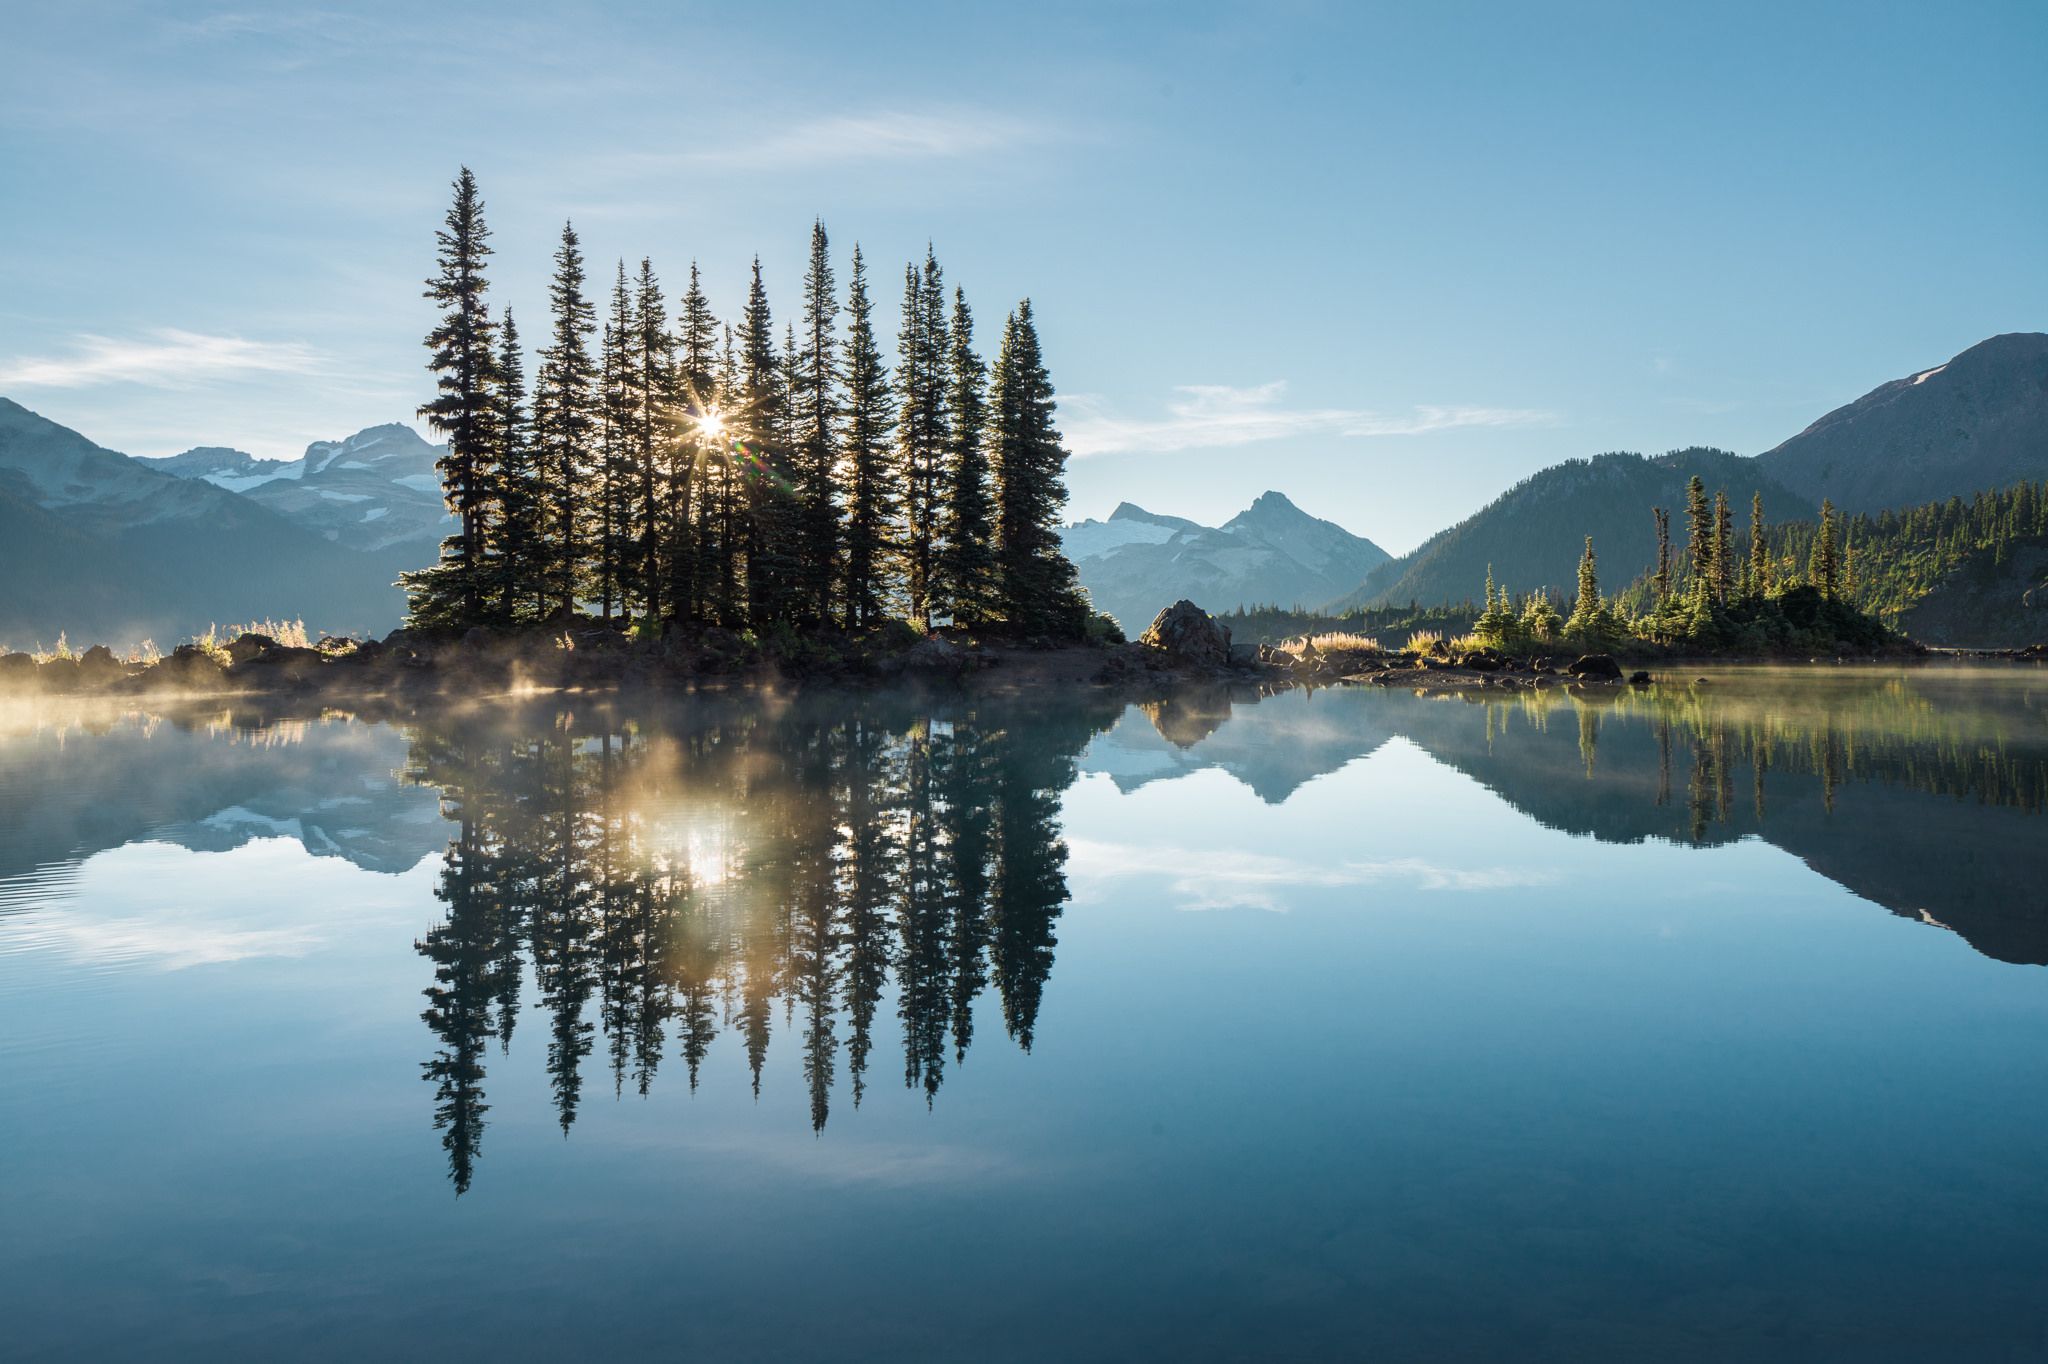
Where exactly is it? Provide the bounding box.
[1,0,2043,553]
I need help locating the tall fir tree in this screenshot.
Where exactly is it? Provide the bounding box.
[988,300,1085,636]
[1652,506,1672,603]
[531,222,597,620]
[711,323,742,624]
[1684,474,1712,596]
[792,221,842,624]
[1811,499,1841,599]
[935,287,996,626]
[489,307,545,620]
[839,246,898,629]
[896,250,951,627]
[1749,490,1771,596]
[671,263,720,621]
[596,263,637,621]
[628,257,672,624]
[406,167,500,626]
[738,258,796,625]
[1711,489,1734,603]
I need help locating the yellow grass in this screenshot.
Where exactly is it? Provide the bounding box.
[1305,631,1382,652]
[1402,629,1447,655]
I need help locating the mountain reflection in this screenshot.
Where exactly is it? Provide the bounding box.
[3,668,2043,1192]
[399,694,1119,1192]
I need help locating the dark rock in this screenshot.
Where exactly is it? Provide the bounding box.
[1457,649,1504,672]
[226,632,278,666]
[76,645,125,686]
[1227,641,1259,667]
[1567,653,1623,680]
[0,652,37,686]
[38,656,81,690]
[902,636,966,675]
[1139,600,1231,665]
[1628,670,1653,686]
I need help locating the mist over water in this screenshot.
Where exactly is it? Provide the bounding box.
[4,670,2047,1360]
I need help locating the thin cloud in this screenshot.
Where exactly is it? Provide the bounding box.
[0,329,324,391]
[1067,838,1555,912]
[1063,381,1557,458]
[584,108,1054,181]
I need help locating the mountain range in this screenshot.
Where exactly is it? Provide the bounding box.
[1,332,2043,650]
[1063,491,1391,631]
[0,399,416,649]
[155,424,451,554]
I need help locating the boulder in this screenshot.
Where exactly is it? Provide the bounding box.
[38,656,81,691]
[1628,670,1653,686]
[76,645,125,687]
[225,632,277,666]
[1139,600,1231,665]
[1567,653,1623,680]
[1457,649,1504,672]
[1227,641,1259,667]
[902,635,966,676]
[0,652,37,687]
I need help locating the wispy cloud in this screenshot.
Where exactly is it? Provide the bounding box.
[573,108,1055,186]
[1067,838,1554,912]
[1063,381,1557,458]
[0,330,324,391]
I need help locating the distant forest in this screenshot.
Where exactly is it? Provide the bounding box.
[404,168,1094,642]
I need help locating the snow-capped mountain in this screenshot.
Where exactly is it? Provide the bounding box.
[1063,491,1391,631]
[0,398,411,647]
[154,423,451,553]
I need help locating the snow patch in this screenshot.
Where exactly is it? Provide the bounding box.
[1911,364,1947,385]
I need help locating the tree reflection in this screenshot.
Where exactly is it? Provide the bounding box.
[407,693,1112,1191]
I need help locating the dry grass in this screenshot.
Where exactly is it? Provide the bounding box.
[1304,631,1382,653]
[30,633,77,664]
[1448,632,1491,653]
[1402,629,1447,655]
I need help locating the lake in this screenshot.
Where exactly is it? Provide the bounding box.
[4,668,2047,1361]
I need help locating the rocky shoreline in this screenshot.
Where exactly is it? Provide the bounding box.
[2,601,2040,702]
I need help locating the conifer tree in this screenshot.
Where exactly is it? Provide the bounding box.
[1652,506,1672,602]
[628,258,674,625]
[936,287,996,626]
[1684,474,1711,594]
[897,250,950,627]
[989,300,1085,636]
[791,221,842,623]
[711,323,742,624]
[596,263,636,621]
[490,307,544,620]
[1749,491,1770,596]
[1711,489,1734,603]
[671,263,720,621]
[738,258,795,625]
[1567,535,1602,633]
[532,222,597,620]
[1811,499,1841,599]
[406,167,500,626]
[839,246,897,628]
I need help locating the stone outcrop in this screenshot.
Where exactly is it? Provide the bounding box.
[1139,600,1232,665]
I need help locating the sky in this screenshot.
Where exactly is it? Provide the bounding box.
[1,0,2043,553]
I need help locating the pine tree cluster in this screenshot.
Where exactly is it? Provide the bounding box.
[403,169,1090,641]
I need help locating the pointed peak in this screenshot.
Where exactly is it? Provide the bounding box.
[1108,501,1157,521]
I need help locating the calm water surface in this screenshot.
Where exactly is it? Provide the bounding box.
[4,668,2048,1361]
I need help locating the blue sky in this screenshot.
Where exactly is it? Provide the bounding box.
[2,0,2042,551]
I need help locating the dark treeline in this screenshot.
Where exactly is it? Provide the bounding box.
[1471,474,1897,654]
[402,168,1090,644]
[1757,479,2048,628]
[406,692,1116,1193]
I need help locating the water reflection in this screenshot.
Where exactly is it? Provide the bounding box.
[2,666,2044,1196]
[400,694,1118,1191]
